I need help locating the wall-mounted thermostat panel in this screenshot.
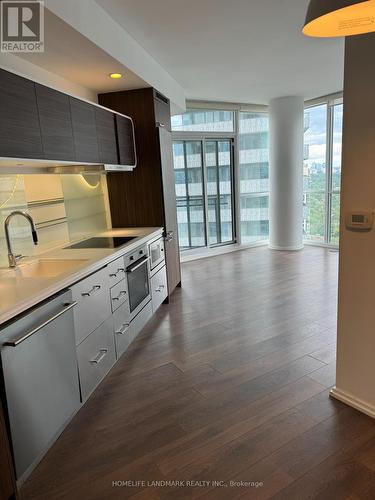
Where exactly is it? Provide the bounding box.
[345,212,374,231]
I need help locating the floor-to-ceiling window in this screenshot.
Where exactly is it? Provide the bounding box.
[172,109,238,251]
[172,99,342,255]
[239,112,269,243]
[172,107,269,253]
[205,139,234,245]
[173,141,206,250]
[303,97,343,246]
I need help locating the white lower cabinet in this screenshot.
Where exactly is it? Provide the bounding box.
[114,301,153,358]
[0,291,80,481]
[76,317,116,402]
[151,265,168,312]
[70,267,111,345]
[0,234,167,483]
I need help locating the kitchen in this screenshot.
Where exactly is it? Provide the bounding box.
[0,56,181,497]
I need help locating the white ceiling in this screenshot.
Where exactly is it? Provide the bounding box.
[17,9,148,94]
[96,0,345,104]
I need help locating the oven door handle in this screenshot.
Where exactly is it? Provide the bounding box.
[126,256,149,273]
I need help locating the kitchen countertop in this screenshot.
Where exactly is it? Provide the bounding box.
[0,227,163,327]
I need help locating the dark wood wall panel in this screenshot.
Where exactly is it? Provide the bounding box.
[99,89,164,228]
[99,88,181,294]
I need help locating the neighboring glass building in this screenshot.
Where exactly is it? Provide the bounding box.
[239,112,269,243]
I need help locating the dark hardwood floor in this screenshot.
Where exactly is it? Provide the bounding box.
[20,246,375,499]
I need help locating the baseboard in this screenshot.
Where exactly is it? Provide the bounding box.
[330,387,375,419]
[180,241,268,263]
[268,244,304,251]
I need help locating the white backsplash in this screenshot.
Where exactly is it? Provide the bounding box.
[0,173,110,268]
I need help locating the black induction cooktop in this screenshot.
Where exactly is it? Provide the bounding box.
[65,236,137,249]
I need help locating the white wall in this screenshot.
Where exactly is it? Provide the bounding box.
[0,53,97,102]
[332,33,375,417]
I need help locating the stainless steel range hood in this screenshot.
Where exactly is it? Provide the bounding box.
[0,158,134,174]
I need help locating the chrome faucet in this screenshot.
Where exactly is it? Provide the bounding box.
[4,211,38,268]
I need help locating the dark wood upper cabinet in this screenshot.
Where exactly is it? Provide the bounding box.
[154,90,171,132]
[0,69,136,167]
[70,97,100,163]
[95,107,118,165]
[35,83,75,161]
[0,69,43,159]
[115,115,136,166]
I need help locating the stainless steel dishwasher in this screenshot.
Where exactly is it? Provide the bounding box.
[0,290,81,482]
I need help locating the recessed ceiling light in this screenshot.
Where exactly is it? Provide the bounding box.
[303,0,375,37]
[109,73,123,79]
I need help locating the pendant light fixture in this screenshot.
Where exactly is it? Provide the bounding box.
[303,0,375,37]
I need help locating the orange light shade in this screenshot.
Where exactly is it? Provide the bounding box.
[109,73,123,79]
[303,0,375,37]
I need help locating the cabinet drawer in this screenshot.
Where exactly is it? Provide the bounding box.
[110,279,128,312]
[107,256,126,286]
[71,268,111,344]
[114,301,152,359]
[113,301,130,334]
[76,317,116,402]
[151,266,168,312]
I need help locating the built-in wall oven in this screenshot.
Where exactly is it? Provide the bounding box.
[125,244,151,320]
[148,236,165,271]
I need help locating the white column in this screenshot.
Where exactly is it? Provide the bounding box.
[269,96,304,251]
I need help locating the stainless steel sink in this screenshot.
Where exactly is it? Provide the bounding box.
[15,259,88,279]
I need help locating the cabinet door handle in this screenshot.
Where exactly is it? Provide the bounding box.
[110,268,125,278]
[3,301,78,347]
[112,290,127,301]
[155,285,165,293]
[90,348,108,364]
[116,323,130,335]
[81,285,101,297]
